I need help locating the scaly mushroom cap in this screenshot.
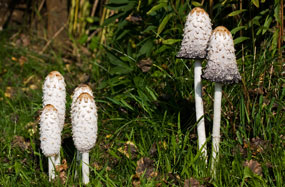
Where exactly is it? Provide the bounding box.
[71,92,98,152]
[202,26,241,84]
[43,71,66,130]
[71,84,93,109]
[40,104,61,157]
[177,7,212,59]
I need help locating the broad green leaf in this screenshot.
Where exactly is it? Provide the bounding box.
[162,39,181,45]
[157,13,175,36]
[105,1,136,11]
[109,0,130,4]
[262,15,272,35]
[109,66,133,75]
[231,26,247,35]
[251,0,259,8]
[191,1,202,6]
[147,3,167,15]
[138,39,153,57]
[234,37,250,45]
[103,12,125,26]
[145,86,157,101]
[228,9,247,17]
[120,99,134,110]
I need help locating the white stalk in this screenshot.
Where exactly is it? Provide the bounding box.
[48,156,56,181]
[194,60,207,159]
[54,154,60,169]
[82,152,89,185]
[211,83,222,170]
[74,150,81,178]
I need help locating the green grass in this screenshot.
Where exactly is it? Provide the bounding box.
[0,26,284,187]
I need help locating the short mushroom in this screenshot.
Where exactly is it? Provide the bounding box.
[177,7,212,158]
[71,92,98,184]
[40,104,61,181]
[202,26,241,170]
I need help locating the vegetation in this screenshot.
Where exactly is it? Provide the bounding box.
[0,0,284,186]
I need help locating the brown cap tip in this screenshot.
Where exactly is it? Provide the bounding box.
[190,7,208,16]
[43,104,57,112]
[76,84,91,89]
[76,92,93,102]
[48,71,63,80]
[213,26,231,36]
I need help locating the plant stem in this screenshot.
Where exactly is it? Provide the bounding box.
[211,83,222,171]
[194,60,207,159]
[82,152,89,184]
[48,156,56,181]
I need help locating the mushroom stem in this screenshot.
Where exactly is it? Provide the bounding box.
[82,152,89,184]
[194,60,207,159]
[55,154,60,167]
[211,82,222,170]
[48,156,56,181]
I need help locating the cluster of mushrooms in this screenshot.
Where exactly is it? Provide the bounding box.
[177,7,241,171]
[40,71,97,184]
[39,7,240,183]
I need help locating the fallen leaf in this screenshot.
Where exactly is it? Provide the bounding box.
[149,142,157,157]
[137,58,152,72]
[12,135,31,151]
[243,160,262,176]
[19,56,27,66]
[23,75,35,85]
[26,122,37,136]
[92,161,103,170]
[118,141,138,159]
[184,177,203,187]
[105,134,112,139]
[77,73,89,83]
[29,84,38,90]
[56,159,68,184]
[11,57,17,61]
[136,157,157,179]
[126,14,142,24]
[4,87,15,98]
[132,174,141,187]
[168,173,181,185]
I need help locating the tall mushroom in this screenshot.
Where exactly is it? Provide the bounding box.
[202,26,241,170]
[71,92,98,184]
[177,7,212,158]
[71,84,94,178]
[42,71,66,167]
[40,104,61,181]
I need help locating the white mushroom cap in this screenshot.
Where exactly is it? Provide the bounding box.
[71,84,93,109]
[40,104,61,157]
[202,26,241,84]
[71,92,98,152]
[177,7,212,59]
[42,71,66,130]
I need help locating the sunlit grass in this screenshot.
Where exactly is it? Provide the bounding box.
[0,26,284,186]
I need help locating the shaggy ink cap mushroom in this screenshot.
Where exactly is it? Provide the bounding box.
[43,71,66,130]
[177,7,212,59]
[71,92,98,153]
[202,26,241,84]
[40,104,61,157]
